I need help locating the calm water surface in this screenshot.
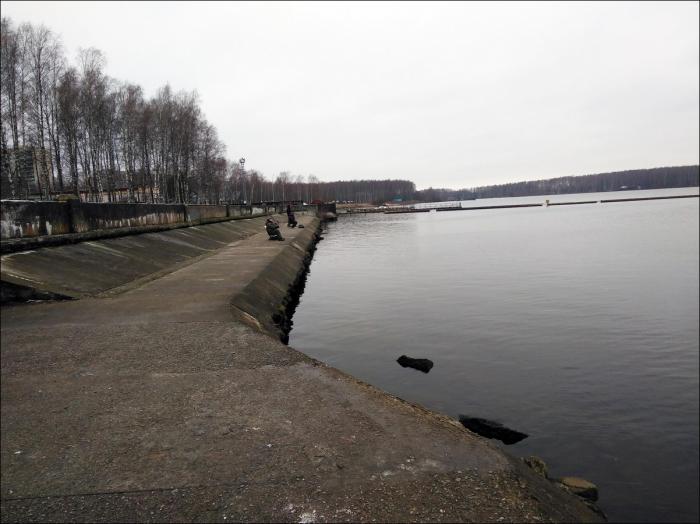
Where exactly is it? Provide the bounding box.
[289,188,700,523]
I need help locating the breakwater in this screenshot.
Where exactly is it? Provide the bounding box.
[342,192,699,215]
[431,193,699,212]
[231,223,324,343]
[0,213,605,523]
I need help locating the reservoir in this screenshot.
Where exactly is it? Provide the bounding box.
[289,187,700,522]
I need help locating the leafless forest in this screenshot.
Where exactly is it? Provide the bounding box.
[0,17,416,205]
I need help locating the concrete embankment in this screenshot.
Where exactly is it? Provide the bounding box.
[1,215,603,523]
[231,224,321,342]
[0,216,272,302]
[0,200,277,244]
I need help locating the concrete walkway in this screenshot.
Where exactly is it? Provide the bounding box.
[1,215,601,523]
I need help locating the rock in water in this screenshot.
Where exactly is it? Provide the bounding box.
[556,477,599,501]
[458,415,529,445]
[396,355,434,373]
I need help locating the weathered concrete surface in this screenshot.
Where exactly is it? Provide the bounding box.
[0,214,272,256]
[0,200,275,241]
[0,216,274,300]
[0,200,72,239]
[231,224,320,341]
[1,215,603,523]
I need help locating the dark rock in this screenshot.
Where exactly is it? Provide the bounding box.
[582,499,607,520]
[396,355,434,373]
[522,456,548,478]
[458,415,528,445]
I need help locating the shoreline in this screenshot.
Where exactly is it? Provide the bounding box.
[1,215,604,522]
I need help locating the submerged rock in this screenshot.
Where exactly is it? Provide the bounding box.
[556,476,599,501]
[396,355,434,373]
[458,415,529,445]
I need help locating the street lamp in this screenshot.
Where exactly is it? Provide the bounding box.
[239,158,247,204]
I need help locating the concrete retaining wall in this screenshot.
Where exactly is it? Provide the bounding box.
[70,202,187,233]
[185,205,228,223]
[0,200,270,240]
[0,201,73,238]
[229,205,256,217]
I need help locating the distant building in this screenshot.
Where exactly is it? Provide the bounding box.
[78,170,159,203]
[0,147,53,199]
[78,186,159,203]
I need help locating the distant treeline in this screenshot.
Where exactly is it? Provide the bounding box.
[310,179,416,204]
[415,166,699,202]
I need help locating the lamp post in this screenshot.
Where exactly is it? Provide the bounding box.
[239,157,246,204]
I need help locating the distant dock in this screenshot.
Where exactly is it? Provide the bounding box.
[338,193,699,215]
[599,194,699,203]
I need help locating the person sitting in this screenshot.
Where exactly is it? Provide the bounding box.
[265,217,284,241]
[286,204,298,228]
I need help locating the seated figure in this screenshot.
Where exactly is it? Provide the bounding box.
[265,217,284,241]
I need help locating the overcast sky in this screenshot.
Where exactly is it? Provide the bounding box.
[2,1,698,189]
